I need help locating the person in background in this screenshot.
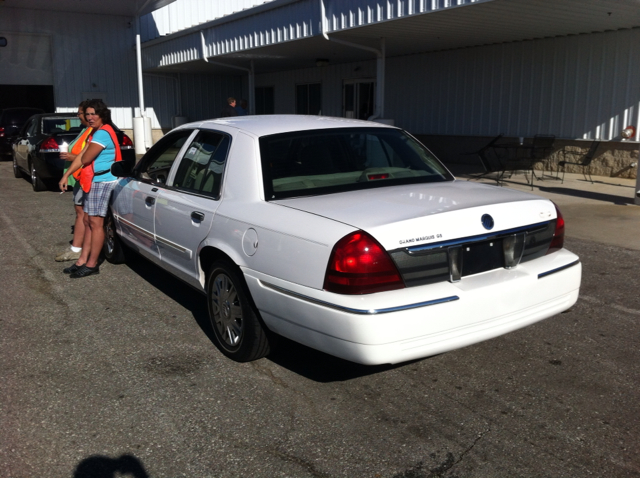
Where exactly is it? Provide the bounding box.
[58,99,120,278]
[220,97,238,118]
[235,99,248,116]
[55,100,92,262]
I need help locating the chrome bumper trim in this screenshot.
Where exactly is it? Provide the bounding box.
[261,281,459,315]
[538,259,580,279]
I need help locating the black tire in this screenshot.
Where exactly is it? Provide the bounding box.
[102,211,127,264]
[12,154,23,178]
[29,158,47,192]
[206,261,270,362]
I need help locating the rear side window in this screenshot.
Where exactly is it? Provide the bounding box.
[260,127,452,200]
[172,131,230,198]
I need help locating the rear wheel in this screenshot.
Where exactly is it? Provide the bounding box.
[12,154,23,178]
[102,211,127,264]
[29,158,46,192]
[206,261,270,362]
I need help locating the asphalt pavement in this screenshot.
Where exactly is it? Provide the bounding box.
[1,161,639,477]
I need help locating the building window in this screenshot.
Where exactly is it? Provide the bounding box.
[343,80,375,120]
[296,83,322,115]
[255,87,274,114]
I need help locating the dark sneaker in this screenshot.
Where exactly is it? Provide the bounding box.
[63,263,82,274]
[69,264,100,278]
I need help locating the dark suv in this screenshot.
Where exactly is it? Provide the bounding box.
[0,107,45,157]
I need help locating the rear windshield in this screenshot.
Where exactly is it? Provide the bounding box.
[259,127,453,200]
[41,117,83,135]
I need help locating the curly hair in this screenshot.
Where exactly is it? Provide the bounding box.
[84,98,113,126]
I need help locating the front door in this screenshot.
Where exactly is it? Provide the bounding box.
[112,129,195,262]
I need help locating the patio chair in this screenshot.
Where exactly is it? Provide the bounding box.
[557,140,600,183]
[464,134,504,182]
[497,135,555,190]
[531,134,556,175]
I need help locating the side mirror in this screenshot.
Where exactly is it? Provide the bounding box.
[111,160,133,178]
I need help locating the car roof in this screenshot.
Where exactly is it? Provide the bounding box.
[184,115,398,137]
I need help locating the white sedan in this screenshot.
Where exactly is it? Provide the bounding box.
[105,115,581,365]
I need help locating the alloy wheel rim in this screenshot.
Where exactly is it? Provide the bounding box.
[210,273,243,347]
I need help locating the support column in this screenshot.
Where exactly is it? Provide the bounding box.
[134,16,148,154]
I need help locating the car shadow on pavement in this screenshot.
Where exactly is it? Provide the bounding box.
[121,253,414,382]
[266,336,411,382]
[121,252,215,337]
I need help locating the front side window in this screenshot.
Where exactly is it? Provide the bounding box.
[172,131,230,198]
[136,130,193,184]
[260,128,453,200]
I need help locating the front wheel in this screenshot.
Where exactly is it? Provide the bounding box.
[206,261,270,362]
[102,211,127,264]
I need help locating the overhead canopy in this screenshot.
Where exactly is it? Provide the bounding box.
[140,0,640,74]
[0,0,177,17]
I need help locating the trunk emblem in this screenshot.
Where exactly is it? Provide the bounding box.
[481,214,494,230]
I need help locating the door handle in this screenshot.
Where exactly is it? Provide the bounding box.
[145,197,155,206]
[191,211,205,221]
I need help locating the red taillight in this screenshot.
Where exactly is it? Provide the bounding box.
[0,127,4,138]
[120,134,133,148]
[547,204,565,254]
[324,230,404,294]
[367,173,390,180]
[40,137,59,151]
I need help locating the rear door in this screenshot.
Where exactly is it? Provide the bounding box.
[153,130,231,285]
[112,129,196,262]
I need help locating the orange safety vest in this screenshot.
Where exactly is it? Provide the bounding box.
[67,127,93,182]
[78,124,122,193]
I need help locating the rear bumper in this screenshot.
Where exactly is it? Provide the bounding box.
[34,153,65,179]
[244,249,581,365]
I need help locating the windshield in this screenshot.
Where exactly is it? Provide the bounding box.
[260,127,453,200]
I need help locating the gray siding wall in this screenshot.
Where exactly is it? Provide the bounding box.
[257,28,640,141]
[386,28,640,141]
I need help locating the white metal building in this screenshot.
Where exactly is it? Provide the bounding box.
[2,0,640,168]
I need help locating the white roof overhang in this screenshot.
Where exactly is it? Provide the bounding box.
[0,0,177,17]
[140,0,640,75]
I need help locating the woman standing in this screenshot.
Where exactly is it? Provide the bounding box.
[56,100,92,262]
[62,99,120,278]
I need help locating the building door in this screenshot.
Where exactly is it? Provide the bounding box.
[343,80,375,120]
[255,87,274,114]
[296,83,322,115]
